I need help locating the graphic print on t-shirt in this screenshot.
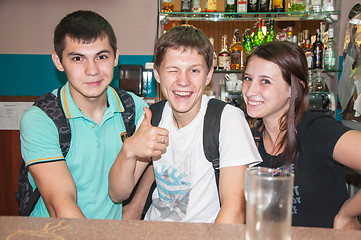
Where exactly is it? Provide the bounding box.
[278,163,301,215]
[153,165,192,221]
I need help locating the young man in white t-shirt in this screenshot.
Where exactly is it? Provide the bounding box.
[109,25,262,223]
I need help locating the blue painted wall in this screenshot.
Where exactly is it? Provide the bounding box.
[0,54,154,96]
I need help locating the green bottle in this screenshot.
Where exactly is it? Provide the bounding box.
[265,19,276,42]
[253,18,265,48]
[244,29,253,56]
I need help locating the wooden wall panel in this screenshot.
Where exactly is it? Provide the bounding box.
[0,130,21,216]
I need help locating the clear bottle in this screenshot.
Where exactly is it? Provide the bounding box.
[181,0,192,12]
[265,19,276,42]
[162,0,174,12]
[230,29,246,70]
[225,0,237,12]
[311,0,322,12]
[322,0,334,11]
[323,27,336,70]
[192,0,202,12]
[209,37,218,70]
[218,35,231,71]
[303,30,313,69]
[312,29,324,69]
[207,0,217,12]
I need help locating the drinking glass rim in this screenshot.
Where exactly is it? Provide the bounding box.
[246,166,294,180]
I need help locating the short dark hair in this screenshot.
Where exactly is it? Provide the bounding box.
[54,10,117,62]
[244,41,309,168]
[153,25,214,72]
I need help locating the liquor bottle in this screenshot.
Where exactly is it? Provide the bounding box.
[192,0,202,12]
[209,37,218,69]
[230,29,246,70]
[259,0,270,12]
[237,0,248,12]
[310,0,321,12]
[297,32,304,48]
[290,0,306,11]
[323,27,336,70]
[272,0,285,12]
[207,0,217,12]
[286,26,293,42]
[303,30,313,69]
[218,35,231,71]
[322,0,334,11]
[162,0,174,12]
[312,29,324,69]
[244,29,253,56]
[253,19,265,47]
[265,19,276,42]
[248,0,259,12]
[225,0,237,12]
[181,0,192,12]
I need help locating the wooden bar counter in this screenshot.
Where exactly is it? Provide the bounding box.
[1,216,361,240]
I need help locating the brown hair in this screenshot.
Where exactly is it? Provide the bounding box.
[54,10,117,62]
[244,41,309,167]
[153,25,214,73]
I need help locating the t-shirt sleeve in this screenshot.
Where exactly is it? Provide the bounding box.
[219,105,262,168]
[300,112,351,160]
[20,106,64,167]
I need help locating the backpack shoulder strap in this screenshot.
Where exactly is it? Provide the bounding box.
[149,100,167,127]
[113,87,136,137]
[33,87,71,158]
[203,98,227,204]
[203,98,227,168]
[18,87,70,216]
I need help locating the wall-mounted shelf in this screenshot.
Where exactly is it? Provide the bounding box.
[159,11,340,23]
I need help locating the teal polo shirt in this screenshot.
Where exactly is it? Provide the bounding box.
[20,82,148,219]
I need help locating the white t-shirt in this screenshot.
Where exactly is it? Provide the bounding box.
[144,95,261,223]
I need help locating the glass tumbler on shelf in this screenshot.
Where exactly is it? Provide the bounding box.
[245,167,294,240]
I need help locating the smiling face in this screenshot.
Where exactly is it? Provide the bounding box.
[154,47,213,124]
[52,35,119,103]
[242,56,291,124]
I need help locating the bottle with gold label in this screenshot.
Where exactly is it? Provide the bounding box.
[207,0,217,12]
[230,29,245,70]
[162,0,174,12]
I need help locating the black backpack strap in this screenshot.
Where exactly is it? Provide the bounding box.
[149,100,167,127]
[140,100,167,217]
[17,87,71,216]
[113,87,136,137]
[203,98,227,203]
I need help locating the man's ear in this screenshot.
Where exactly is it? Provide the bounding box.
[52,51,64,72]
[114,49,119,67]
[153,65,161,84]
[205,67,214,86]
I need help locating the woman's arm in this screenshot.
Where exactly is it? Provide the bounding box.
[333,130,361,230]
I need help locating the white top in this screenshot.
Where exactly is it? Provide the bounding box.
[144,95,262,223]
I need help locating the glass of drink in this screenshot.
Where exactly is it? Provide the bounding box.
[245,167,294,240]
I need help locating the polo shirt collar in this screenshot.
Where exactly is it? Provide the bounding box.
[60,83,124,120]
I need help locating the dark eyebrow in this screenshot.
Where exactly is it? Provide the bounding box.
[67,49,111,57]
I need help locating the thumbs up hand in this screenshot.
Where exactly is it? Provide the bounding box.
[123,107,169,160]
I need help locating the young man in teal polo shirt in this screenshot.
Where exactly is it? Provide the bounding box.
[20,10,153,219]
